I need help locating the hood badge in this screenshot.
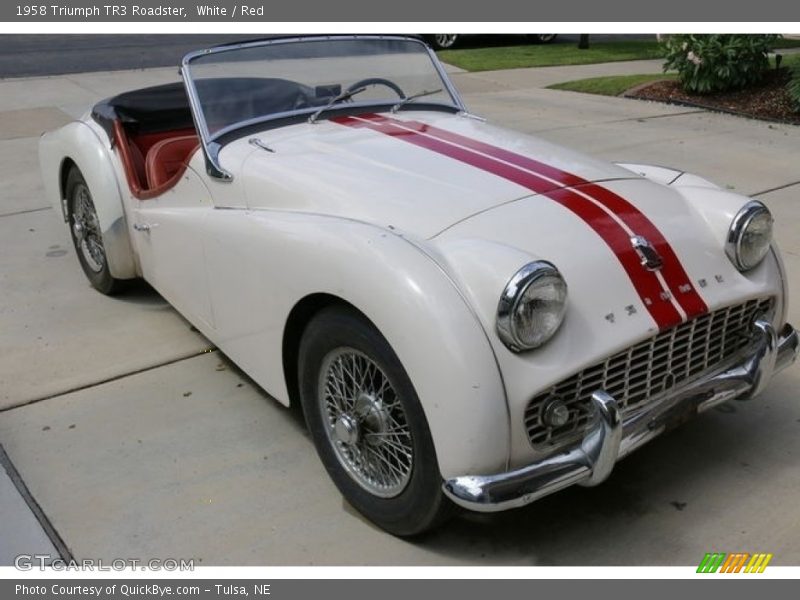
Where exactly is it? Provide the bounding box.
[631,235,664,271]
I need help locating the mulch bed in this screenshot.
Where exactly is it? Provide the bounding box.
[627,69,800,125]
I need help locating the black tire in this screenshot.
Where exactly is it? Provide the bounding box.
[298,306,450,536]
[427,34,459,50]
[65,167,124,295]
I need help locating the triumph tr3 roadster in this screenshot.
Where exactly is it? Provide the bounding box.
[39,35,798,535]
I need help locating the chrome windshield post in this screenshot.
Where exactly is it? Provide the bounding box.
[179,63,233,182]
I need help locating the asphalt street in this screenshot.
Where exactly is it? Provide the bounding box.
[0,35,254,77]
[0,37,798,566]
[0,34,654,77]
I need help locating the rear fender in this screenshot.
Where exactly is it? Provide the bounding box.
[39,120,137,279]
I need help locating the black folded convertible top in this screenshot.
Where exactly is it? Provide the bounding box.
[92,77,320,140]
[92,81,194,139]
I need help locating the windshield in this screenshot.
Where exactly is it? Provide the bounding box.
[182,36,461,141]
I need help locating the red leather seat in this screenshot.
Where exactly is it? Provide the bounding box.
[144,135,199,190]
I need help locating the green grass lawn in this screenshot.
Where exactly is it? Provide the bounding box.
[439,37,800,73]
[779,52,800,68]
[547,53,800,97]
[438,41,665,72]
[548,73,678,96]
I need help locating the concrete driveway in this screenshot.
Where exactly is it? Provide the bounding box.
[1,61,798,566]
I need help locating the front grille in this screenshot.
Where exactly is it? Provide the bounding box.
[524,297,774,449]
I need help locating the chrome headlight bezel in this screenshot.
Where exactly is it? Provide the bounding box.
[496,261,568,352]
[725,200,773,272]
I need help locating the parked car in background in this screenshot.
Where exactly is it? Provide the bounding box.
[39,35,798,535]
[425,33,558,49]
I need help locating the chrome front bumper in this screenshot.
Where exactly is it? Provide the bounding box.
[443,320,799,512]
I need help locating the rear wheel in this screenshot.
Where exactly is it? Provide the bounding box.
[298,306,450,536]
[66,167,123,295]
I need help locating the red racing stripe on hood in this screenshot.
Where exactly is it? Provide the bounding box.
[332,114,685,330]
[360,113,708,321]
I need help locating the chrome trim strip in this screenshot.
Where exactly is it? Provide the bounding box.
[179,35,466,181]
[443,320,798,512]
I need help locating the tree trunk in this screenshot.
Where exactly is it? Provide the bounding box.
[578,34,590,50]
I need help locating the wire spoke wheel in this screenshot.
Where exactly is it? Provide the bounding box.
[318,348,413,498]
[300,307,449,534]
[65,167,123,295]
[71,182,106,273]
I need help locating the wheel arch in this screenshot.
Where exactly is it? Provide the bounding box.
[269,233,509,478]
[58,156,78,219]
[204,210,510,478]
[39,120,138,279]
[282,292,365,415]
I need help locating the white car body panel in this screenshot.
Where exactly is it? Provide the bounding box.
[131,163,216,329]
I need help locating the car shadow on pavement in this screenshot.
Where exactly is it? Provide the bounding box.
[107,278,173,308]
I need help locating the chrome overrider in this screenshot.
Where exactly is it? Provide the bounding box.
[443,319,799,512]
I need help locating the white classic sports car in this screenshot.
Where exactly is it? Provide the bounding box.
[40,35,798,535]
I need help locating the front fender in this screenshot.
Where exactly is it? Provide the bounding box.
[201,210,509,478]
[38,119,137,279]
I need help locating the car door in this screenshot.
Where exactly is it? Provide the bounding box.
[131,164,216,330]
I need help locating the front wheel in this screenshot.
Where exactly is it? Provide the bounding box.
[66,167,124,295]
[298,306,450,536]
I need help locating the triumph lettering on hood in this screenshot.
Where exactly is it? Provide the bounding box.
[333,113,708,331]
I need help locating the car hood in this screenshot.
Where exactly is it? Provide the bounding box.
[233,111,639,238]
[231,109,778,332]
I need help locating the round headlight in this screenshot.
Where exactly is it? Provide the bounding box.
[497,261,567,352]
[725,201,773,272]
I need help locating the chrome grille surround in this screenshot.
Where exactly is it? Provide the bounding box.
[524,297,774,449]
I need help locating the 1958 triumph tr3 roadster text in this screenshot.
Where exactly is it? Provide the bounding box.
[39,35,798,535]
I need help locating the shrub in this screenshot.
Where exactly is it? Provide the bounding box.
[789,63,800,112]
[662,34,779,94]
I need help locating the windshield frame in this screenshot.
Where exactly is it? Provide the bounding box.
[179,35,466,181]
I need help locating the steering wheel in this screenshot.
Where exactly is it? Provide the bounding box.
[346,77,406,99]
